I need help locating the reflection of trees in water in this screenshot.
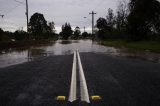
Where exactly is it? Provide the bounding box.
[71,40,79,43]
[0,41,55,54]
[0,48,28,54]
[60,40,72,44]
[28,48,46,61]
[62,50,73,55]
[59,40,79,44]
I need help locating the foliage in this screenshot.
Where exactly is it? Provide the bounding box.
[96,9,116,39]
[0,28,5,41]
[82,32,89,38]
[29,13,48,34]
[106,8,115,28]
[72,26,81,39]
[28,13,55,39]
[60,23,73,39]
[0,28,10,42]
[1,0,160,42]
[97,18,108,30]
[116,0,128,32]
[96,0,160,41]
[14,30,28,41]
[127,0,160,40]
[48,21,55,33]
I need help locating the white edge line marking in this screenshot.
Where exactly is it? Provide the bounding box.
[68,51,77,102]
[77,51,90,103]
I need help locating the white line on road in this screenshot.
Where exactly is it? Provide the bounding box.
[68,51,77,102]
[77,51,90,103]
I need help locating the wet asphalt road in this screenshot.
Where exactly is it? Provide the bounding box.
[0,55,72,106]
[0,52,160,106]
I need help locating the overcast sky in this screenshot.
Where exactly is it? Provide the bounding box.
[0,0,121,33]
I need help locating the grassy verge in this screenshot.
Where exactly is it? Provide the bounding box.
[100,40,160,53]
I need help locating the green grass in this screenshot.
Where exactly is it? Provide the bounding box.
[100,40,160,53]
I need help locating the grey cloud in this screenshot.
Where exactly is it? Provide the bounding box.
[0,0,119,32]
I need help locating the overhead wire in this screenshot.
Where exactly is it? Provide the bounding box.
[3,0,25,16]
[0,0,26,30]
[94,0,106,11]
[14,0,25,4]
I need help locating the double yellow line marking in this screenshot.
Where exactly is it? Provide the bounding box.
[68,50,90,103]
[68,51,77,102]
[56,51,102,102]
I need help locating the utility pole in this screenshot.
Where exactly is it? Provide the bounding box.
[83,17,87,33]
[89,11,96,36]
[26,0,29,33]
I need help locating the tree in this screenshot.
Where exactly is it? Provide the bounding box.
[96,17,108,39]
[60,23,73,39]
[106,8,115,29]
[48,21,55,33]
[0,28,4,35]
[73,26,81,39]
[97,17,107,30]
[82,32,89,38]
[28,13,51,39]
[116,0,128,32]
[127,0,160,40]
[0,28,9,42]
[0,28,4,41]
[14,30,27,41]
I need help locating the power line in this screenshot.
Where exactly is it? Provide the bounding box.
[5,4,22,15]
[94,0,106,10]
[14,0,25,4]
[0,0,26,31]
[3,0,25,16]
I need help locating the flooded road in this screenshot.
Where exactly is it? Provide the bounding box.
[0,40,160,68]
[1,40,160,106]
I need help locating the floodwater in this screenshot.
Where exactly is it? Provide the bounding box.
[0,40,160,68]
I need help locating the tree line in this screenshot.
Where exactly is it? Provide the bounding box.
[96,0,160,41]
[1,0,160,42]
[0,13,57,42]
[0,12,91,42]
